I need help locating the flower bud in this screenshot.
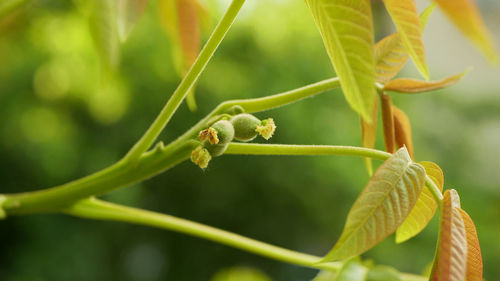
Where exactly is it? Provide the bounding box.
[255,118,276,140]
[190,146,211,169]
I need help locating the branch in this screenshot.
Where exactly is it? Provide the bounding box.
[124,0,247,161]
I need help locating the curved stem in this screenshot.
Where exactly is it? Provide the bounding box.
[65,198,342,272]
[124,0,247,162]
[224,143,392,161]
[426,175,444,206]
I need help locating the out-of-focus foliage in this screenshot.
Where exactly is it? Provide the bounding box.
[0,1,499,281]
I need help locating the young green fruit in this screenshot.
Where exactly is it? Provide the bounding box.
[198,120,235,145]
[204,142,229,157]
[230,113,261,142]
[231,114,276,141]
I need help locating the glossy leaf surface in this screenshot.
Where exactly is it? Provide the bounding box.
[306,0,376,122]
[322,147,426,261]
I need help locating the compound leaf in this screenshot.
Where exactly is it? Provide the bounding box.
[322,147,426,261]
[396,161,444,243]
[383,71,468,94]
[433,0,498,63]
[430,189,467,281]
[306,0,376,122]
[382,0,429,79]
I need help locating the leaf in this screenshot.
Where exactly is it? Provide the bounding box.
[392,106,413,159]
[458,209,483,281]
[383,70,468,93]
[312,271,337,281]
[432,0,498,63]
[117,0,148,42]
[335,259,367,281]
[381,94,395,154]
[430,189,467,281]
[361,96,379,176]
[382,0,429,80]
[322,147,426,261]
[395,161,444,243]
[159,0,201,111]
[366,265,402,281]
[374,4,435,83]
[306,0,376,122]
[89,0,121,68]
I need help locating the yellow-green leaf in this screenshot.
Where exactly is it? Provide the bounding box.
[392,106,413,159]
[306,0,376,122]
[433,0,498,63]
[89,0,120,68]
[382,0,429,80]
[430,189,467,281]
[322,147,426,261]
[395,161,444,243]
[374,4,435,83]
[361,96,378,176]
[458,209,483,281]
[383,71,468,93]
[117,0,148,42]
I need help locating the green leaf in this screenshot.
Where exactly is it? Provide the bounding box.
[322,147,426,261]
[210,267,272,281]
[312,271,337,281]
[382,0,429,80]
[335,259,367,281]
[117,0,148,42]
[396,161,444,243]
[366,265,402,281]
[374,4,435,83]
[89,0,121,68]
[305,0,376,122]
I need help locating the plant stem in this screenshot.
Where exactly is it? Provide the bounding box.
[426,175,444,205]
[124,0,246,162]
[65,198,342,271]
[2,141,199,215]
[224,143,392,161]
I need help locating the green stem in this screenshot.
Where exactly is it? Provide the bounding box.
[425,175,444,206]
[224,143,392,161]
[65,198,342,272]
[2,141,199,215]
[124,0,246,161]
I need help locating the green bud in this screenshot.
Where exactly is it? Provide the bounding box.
[227,105,244,115]
[190,146,211,169]
[198,120,234,145]
[231,113,261,142]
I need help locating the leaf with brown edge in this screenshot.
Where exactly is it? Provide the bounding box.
[383,70,469,94]
[382,0,429,80]
[305,0,376,122]
[433,0,498,63]
[381,94,395,154]
[430,189,467,281]
[458,208,483,281]
[395,161,444,243]
[361,96,378,176]
[392,105,413,159]
[375,4,435,83]
[321,147,426,262]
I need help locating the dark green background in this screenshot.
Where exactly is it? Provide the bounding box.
[1,1,499,280]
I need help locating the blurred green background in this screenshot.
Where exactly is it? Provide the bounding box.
[1,0,499,280]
